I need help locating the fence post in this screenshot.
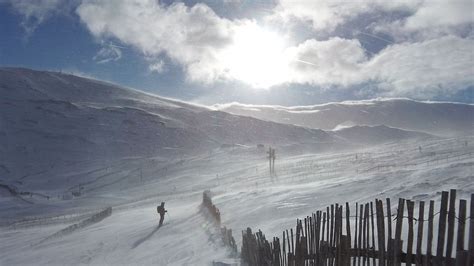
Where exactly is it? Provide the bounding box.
[406,200,415,266]
[468,194,474,266]
[446,189,457,260]
[394,198,405,266]
[376,199,386,266]
[416,201,425,266]
[435,191,449,266]
[455,199,468,266]
[353,203,358,266]
[386,198,393,266]
[426,200,435,266]
[358,204,364,266]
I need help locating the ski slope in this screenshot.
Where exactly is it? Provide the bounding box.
[1,136,473,265]
[0,68,473,265]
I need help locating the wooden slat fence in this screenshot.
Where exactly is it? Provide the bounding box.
[241,189,473,266]
[202,190,238,255]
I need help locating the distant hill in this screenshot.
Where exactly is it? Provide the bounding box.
[0,68,439,194]
[0,68,336,185]
[214,99,474,137]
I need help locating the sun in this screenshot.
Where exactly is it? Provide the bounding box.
[221,25,289,88]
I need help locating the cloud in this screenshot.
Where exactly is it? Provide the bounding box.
[285,37,367,86]
[285,35,473,99]
[272,0,419,32]
[273,0,473,39]
[93,43,122,64]
[3,0,71,35]
[75,0,473,100]
[404,1,473,29]
[76,0,241,83]
[364,36,474,98]
[148,60,165,73]
[375,0,474,41]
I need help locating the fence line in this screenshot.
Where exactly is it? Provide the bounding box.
[241,189,473,266]
[202,190,238,256]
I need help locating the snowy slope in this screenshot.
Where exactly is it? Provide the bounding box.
[1,68,436,200]
[1,68,472,265]
[214,99,474,137]
[333,125,434,145]
[0,68,339,197]
[1,135,473,265]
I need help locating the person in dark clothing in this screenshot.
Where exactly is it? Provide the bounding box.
[157,202,167,226]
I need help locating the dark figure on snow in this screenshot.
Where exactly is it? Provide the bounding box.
[157,202,167,226]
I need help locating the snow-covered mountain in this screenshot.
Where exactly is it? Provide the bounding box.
[333,125,434,145]
[0,68,336,187]
[0,68,446,198]
[1,68,472,265]
[214,99,474,137]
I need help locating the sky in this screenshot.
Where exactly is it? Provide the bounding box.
[0,0,473,105]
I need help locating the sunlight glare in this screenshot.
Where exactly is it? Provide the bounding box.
[222,25,289,88]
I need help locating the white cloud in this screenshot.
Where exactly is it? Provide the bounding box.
[285,35,474,98]
[75,0,473,99]
[285,37,367,86]
[273,0,473,40]
[404,0,473,30]
[93,43,122,64]
[76,0,241,84]
[364,36,474,98]
[148,60,165,73]
[3,0,68,35]
[272,0,419,32]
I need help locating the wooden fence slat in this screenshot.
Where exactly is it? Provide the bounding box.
[406,200,415,266]
[326,206,330,248]
[346,202,351,246]
[416,201,425,266]
[291,228,295,255]
[446,189,457,259]
[436,191,449,265]
[386,198,393,266]
[305,217,308,255]
[395,198,405,240]
[468,194,474,266]
[394,239,403,266]
[329,204,334,256]
[358,203,364,266]
[335,206,342,266]
[330,204,335,266]
[376,199,386,266]
[426,200,435,266]
[316,211,321,263]
[457,200,466,252]
[283,231,287,266]
[241,190,471,266]
[367,203,372,266]
[370,201,376,266]
[394,198,405,266]
[362,203,368,266]
[354,202,359,266]
[322,212,326,243]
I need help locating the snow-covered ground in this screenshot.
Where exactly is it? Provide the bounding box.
[1,135,473,265]
[1,68,473,265]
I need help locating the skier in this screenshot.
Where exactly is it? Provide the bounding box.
[157,202,167,226]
